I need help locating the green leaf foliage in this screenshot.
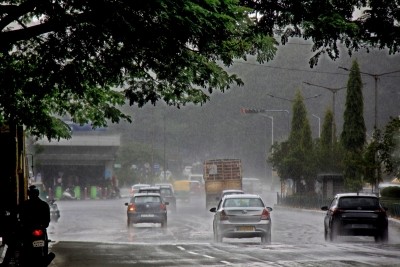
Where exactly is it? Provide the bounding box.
[0,0,277,140]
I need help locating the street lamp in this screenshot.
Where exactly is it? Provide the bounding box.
[266,93,321,132]
[240,108,290,135]
[303,82,346,145]
[266,93,322,103]
[338,67,400,129]
[312,114,321,138]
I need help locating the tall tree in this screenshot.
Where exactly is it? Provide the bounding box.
[341,59,366,191]
[270,90,315,193]
[315,108,344,174]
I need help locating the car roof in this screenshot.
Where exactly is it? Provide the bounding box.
[223,193,261,199]
[222,189,244,193]
[335,193,378,198]
[155,183,173,187]
[139,186,160,190]
[132,184,150,188]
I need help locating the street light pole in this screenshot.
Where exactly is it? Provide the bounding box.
[312,114,321,138]
[338,67,400,129]
[303,82,346,145]
[266,93,322,134]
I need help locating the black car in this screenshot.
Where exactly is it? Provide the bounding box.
[321,193,388,242]
[125,193,168,228]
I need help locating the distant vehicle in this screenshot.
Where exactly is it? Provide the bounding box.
[138,186,161,194]
[188,174,204,184]
[125,193,168,228]
[154,183,175,193]
[242,177,263,195]
[204,159,242,209]
[210,194,272,244]
[217,189,244,201]
[130,183,150,196]
[321,193,388,243]
[189,180,203,196]
[158,185,177,212]
[173,180,191,202]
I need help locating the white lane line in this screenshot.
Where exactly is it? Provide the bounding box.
[220,260,232,265]
[203,254,215,259]
[188,251,199,255]
[176,246,185,251]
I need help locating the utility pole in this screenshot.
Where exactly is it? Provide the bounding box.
[312,114,321,138]
[338,67,400,129]
[266,93,322,137]
[303,82,346,146]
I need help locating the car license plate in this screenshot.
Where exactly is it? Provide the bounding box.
[33,240,45,247]
[141,214,154,217]
[237,226,255,232]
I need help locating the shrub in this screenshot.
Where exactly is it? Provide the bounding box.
[380,186,400,198]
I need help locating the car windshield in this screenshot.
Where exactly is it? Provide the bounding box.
[338,197,379,208]
[134,196,161,203]
[223,198,263,208]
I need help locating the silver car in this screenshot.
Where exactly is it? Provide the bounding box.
[210,194,272,244]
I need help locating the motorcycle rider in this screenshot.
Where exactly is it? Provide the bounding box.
[18,185,52,265]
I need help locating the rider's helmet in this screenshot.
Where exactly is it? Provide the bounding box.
[28,185,40,199]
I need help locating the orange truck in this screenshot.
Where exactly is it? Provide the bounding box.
[203,159,242,209]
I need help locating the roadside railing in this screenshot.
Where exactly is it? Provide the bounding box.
[279,194,400,219]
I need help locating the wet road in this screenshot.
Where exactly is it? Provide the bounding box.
[47,191,400,266]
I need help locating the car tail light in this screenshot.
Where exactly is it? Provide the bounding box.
[32,229,44,237]
[374,207,387,214]
[220,210,229,221]
[128,203,136,212]
[331,207,344,216]
[261,209,270,220]
[160,203,167,210]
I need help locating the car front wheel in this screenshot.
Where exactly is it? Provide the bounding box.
[329,220,339,242]
[214,227,222,243]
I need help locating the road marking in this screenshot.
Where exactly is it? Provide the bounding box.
[220,260,232,265]
[176,246,185,251]
[203,254,215,259]
[188,251,199,255]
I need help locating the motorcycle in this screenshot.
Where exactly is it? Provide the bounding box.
[22,226,55,267]
[61,188,76,200]
[1,213,55,267]
[47,199,60,223]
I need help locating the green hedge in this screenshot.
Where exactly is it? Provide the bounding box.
[381,186,400,198]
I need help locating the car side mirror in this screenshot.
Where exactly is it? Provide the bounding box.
[321,206,328,211]
[209,207,216,213]
[124,203,128,206]
[266,207,273,212]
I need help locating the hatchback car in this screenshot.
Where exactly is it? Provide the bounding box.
[125,193,168,228]
[321,193,388,242]
[210,194,273,244]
